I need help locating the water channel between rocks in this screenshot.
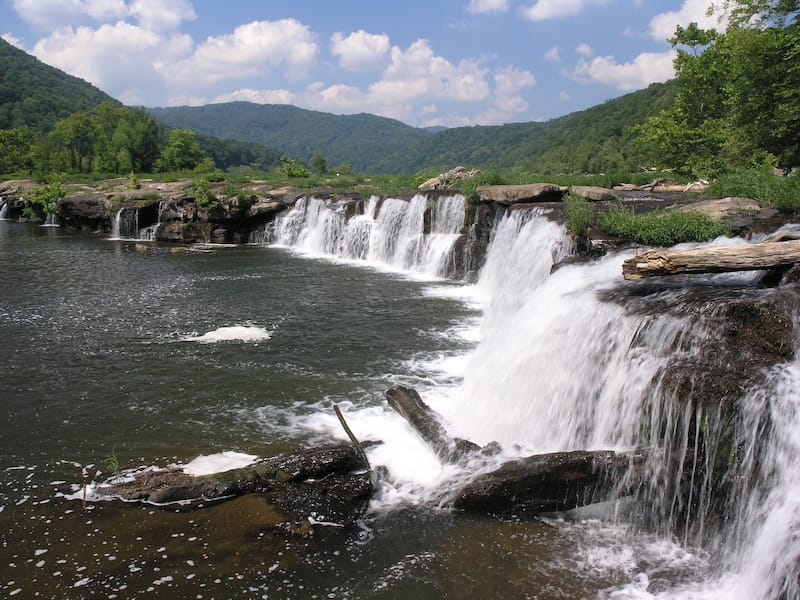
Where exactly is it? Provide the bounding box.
[1,196,798,599]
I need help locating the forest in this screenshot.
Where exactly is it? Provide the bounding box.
[0,0,798,185]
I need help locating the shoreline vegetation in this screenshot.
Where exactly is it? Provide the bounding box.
[1,165,796,249]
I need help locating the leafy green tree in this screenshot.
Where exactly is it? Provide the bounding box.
[311,152,328,174]
[0,128,35,173]
[157,129,207,171]
[637,1,800,176]
[279,155,311,178]
[51,112,97,173]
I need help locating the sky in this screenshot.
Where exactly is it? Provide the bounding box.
[0,0,728,128]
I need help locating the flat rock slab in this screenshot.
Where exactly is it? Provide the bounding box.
[477,184,566,204]
[677,196,778,222]
[569,186,618,202]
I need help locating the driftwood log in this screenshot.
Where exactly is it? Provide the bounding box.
[386,386,481,462]
[386,386,645,515]
[623,239,800,281]
[71,444,373,527]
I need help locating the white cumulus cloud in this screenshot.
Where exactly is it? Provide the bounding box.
[649,0,727,41]
[575,43,594,57]
[544,46,561,62]
[467,0,510,14]
[522,0,613,21]
[212,88,297,106]
[166,19,318,86]
[571,50,676,90]
[331,30,390,71]
[11,0,194,31]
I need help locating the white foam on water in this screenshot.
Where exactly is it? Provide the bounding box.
[182,325,272,344]
[179,451,259,476]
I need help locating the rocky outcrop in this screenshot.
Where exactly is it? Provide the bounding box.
[477,183,565,204]
[569,185,618,202]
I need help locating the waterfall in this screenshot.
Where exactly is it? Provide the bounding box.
[432,209,800,598]
[0,198,8,220]
[43,213,59,227]
[111,207,139,240]
[268,194,466,278]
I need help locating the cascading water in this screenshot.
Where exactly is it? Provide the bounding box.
[267,194,466,278]
[0,198,8,220]
[319,206,800,598]
[111,207,139,240]
[43,213,59,227]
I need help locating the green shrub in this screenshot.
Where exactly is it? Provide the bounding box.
[193,177,219,209]
[707,168,800,214]
[564,194,596,239]
[601,206,732,246]
[279,156,311,178]
[30,180,66,216]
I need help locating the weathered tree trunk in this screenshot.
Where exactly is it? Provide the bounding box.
[622,239,800,281]
[453,449,646,515]
[76,444,373,526]
[386,386,481,462]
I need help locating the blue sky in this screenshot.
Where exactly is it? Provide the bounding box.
[0,0,727,127]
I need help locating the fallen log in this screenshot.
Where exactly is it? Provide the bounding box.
[453,449,646,515]
[622,239,800,281]
[386,386,481,462]
[386,386,646,515]
[64,444,373,528]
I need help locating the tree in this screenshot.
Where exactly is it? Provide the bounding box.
[51,112,96,173]
[0,128,35,173]
[311,152,328,174]
[157,129,207,171]
[637,1,800,176]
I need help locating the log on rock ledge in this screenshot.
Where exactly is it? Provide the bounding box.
[454,449,646,515]
[623,239,800,281]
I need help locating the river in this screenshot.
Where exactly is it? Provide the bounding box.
[1,195,798,599]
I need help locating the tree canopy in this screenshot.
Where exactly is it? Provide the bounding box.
[636,0,800,177]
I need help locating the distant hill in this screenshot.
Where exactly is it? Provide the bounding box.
[0,38,116,132]
[147,102,435,173]
[372,81,680,175]
[148,83,677,175]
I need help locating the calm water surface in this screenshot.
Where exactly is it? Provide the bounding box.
[1,222,643,599]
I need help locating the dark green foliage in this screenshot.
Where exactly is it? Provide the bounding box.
[195,134,282,171]
[192,177,219,209]
[707,168,800,213]
[636,2,800,176]
[600,207,732,246]
[0,38,115,133]
[146,102,434,174]
[157,129,207,172]
[0,128,35,173]
[371,82,679,175]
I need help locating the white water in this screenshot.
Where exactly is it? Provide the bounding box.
[43,213,59,227]
[258,197,800,596]
[0,198,8,220]
[182,325,272,344]
[268,194,466,278]
[111,207,139,240]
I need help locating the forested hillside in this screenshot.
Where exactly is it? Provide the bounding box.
[148,83,677,175]
[372,81,679,175]
[0,38,115,132]
[147,102,434,173]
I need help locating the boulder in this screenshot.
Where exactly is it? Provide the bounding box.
[569,186,618,202]
[477,184,566,204]
[60,193,112,219]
